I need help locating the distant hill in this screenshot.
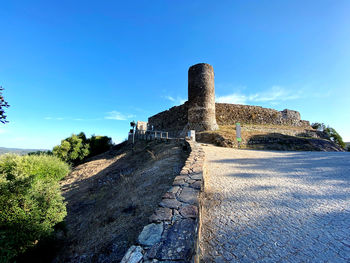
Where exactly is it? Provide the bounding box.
[0,147,48,155]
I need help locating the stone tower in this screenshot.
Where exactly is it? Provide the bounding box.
[187,63,218,131]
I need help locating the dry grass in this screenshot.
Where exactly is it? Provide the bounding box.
[197,124,341,151]
[54,140,188,262]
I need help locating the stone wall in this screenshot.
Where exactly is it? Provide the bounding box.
[148,102,310,135]
[148,102,188,136]
[216,103,310,127]
[121,140,205,263]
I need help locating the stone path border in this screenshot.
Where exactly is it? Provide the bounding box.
[121,140,205,263]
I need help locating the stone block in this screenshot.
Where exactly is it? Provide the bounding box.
[190,181,201,190]
[179,205,198,218]
[167,186,180,194]
[177,187,199,205]
[155,218,196,260]
[120,246,143,263]
[189,173,202,180]
[138,223,163,246]
[162,192,176,199]
[149,207,172,222]
[159,199,182,209]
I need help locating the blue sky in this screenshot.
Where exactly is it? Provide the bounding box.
[1,0,349,149]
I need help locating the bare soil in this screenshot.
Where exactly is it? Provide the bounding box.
[54,140,188,262]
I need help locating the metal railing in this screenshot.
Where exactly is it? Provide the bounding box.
[134,130,169,141]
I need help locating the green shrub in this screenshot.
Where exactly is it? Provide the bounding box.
[0,154,69,262]
[27,150,53,156]
[324,127,345,149]
[311,122,346,149]
[52,133,114,165]
[0,154,70,182]
[88,135,113,157]
[53,134,90,165]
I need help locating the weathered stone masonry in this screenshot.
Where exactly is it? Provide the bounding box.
[148,102,310,135]
[121,140,205,263]
[148,63,310,136]
[187,63,218,132]
[215,104,310,127]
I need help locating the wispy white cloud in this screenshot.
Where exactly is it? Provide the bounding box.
[216,93,247,104]
[248,86,302,102]
[0,128,6,134]
[44,117,65,120]
[163,96,186,106]
[165,96,175,102]
[104,111,135,121]
[216,86,303,105]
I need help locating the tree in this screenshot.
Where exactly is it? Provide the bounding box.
[52,133,114,165]
[324,127,346,149]
[87,135,113,157]
[0,86,10,124]
[311,122,326,131]
[311,122,345,149]
[53,134,90,165]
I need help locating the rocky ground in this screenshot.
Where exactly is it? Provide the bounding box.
[53,140,188,263]
[200,145,350,262]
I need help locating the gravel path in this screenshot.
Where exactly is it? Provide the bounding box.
[199,145,350,263]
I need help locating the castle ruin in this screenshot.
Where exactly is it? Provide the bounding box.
[187,63,218,132]
[148,63,310,136]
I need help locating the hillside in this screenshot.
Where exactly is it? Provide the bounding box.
[0,146,47,155]
[51,140,188,263]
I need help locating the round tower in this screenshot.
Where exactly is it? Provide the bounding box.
[187,63,218,131]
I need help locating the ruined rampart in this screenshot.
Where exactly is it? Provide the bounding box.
[148,102,189,135]
[148,63,311,136]
[216,103,310,127]
[148,102,310,134]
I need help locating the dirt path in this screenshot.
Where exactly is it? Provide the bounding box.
[200,145,350,262]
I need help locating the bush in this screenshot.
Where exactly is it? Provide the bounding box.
[324,127,345,149]
[88,135,113,157]
[311,122,345,149]
[52,133,114,165]
[0,154,70,262]
[53,134,90,165]
[27,150,53,156]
